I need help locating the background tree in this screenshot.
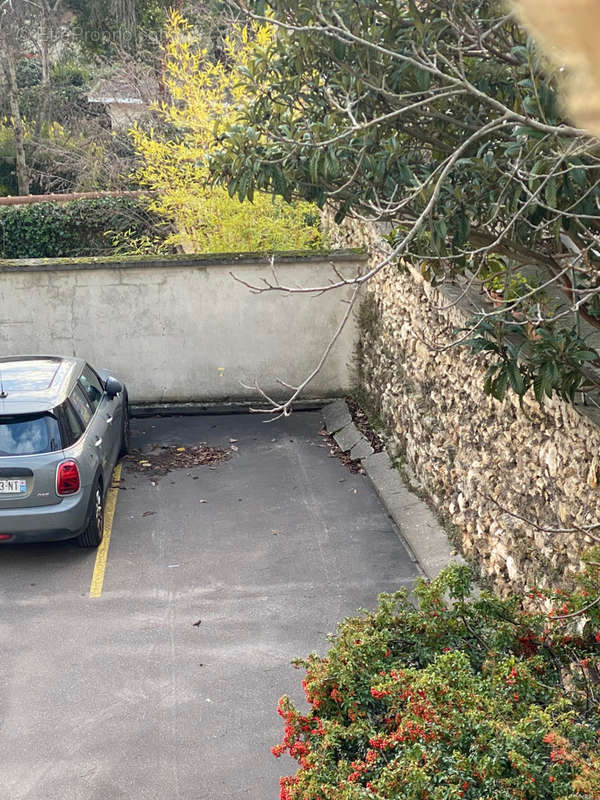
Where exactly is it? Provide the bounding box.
[0,0,31,194]
[63,0,173,57]
[209,0,600,408]
[0,1,239,197]
[24,0,64,132]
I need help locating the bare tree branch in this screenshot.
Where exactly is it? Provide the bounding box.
[239,284,360,420]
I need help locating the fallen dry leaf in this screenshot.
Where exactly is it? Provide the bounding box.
[124,445,230,479]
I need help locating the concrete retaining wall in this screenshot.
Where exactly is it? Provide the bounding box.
[0,251,366,404]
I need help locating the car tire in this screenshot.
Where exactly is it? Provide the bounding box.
[77,482,104,548]
[119,393,130,457]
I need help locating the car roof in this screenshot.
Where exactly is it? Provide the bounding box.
[0,356,85,415]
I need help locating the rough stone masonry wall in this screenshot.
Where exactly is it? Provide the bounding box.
[329,216,600,597]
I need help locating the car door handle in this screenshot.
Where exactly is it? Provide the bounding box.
[106,415,114,424]
[94,437,103,448]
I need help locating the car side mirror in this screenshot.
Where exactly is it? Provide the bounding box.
[105,376,123,399]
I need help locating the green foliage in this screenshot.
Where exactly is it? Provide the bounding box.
[50,61,92,89]
[273,564,600,800]
[109,227,171,255]
[464,319,598,403]
[479,262,546,311]
[15,58,42,89]
[64,0,172,56]
[0,197,169,259]
[0,124,18,196]
[11,57,95,129]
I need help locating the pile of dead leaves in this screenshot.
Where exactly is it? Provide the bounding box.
[319,429,365,474]
[345,396,384,453]
[124,445,230,477]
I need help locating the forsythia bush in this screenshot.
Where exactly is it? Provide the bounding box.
[273,560,600,800]
[131,12,323,254]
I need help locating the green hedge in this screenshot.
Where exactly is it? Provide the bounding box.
[0,196,167,259]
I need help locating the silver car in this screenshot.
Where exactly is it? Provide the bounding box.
[0,356,129,547]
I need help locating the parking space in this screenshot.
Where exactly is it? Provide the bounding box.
[0,411,419,800]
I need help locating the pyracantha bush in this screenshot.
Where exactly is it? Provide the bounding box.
[273,558,600,800]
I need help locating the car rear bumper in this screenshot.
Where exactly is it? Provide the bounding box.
[0,490,90,543]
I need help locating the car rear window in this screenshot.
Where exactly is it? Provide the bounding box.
[0,414,62,455]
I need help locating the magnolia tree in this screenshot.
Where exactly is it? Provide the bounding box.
[208,0,600,414]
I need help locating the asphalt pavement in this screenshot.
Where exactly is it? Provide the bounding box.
[0,411,419,800]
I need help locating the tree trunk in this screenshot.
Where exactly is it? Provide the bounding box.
[36,1,64,135]
[1,32,29,195]
[35,10,52,135]
[111,0,136,47]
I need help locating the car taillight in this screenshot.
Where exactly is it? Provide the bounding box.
[57,460,80,495]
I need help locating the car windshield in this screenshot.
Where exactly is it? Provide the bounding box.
[0,414,61,455]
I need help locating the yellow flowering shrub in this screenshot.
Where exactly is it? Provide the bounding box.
[131,12,323,254]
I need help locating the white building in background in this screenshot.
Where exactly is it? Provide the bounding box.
[87,76,157,129]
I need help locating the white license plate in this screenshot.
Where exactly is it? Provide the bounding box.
[0,479,27,494]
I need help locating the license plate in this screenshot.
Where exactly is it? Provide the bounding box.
[0,479,27,494]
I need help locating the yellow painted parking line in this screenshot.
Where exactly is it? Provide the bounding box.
[89,464,122,599]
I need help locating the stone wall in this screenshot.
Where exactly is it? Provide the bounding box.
[330,217,600,597]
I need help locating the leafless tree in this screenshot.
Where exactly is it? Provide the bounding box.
[0,1,30,194]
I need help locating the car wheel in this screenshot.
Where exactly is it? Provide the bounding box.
[119,393,130,457]
[77,482,104,548]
